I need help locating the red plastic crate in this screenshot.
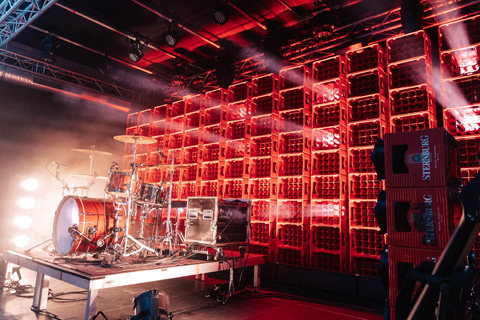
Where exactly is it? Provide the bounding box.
[147,148,161,166]
[249,178,278,200]
[350,256,379,277]
[347,43,386,74]
[311,175,347,200]
[311,126,347,151]
[312,101,347,128]
[160,165,181,182]
[473,236,480,266]
[199,180,222,198]
[442,75,480,108]
[249,156,278,178]
[441,45,480,78]
[222,101,249,122]
[184,111,200,130]
[166,182,180,200]
[204,88,227,109]
[201,124,222,144]
[438,14,480,51]
[310,225,347,253]
[276,247,309,267]
[311,200,347,226]
[386,187,462,250]
[167,116,184,134]
[348,146,375,174]
[200,161,220,181]
[202,106,221,126]
[390,111,436,133]
[278,131,312,154]
[460,167,480,187]
[387,30,431,63]
[251,200,277,222]
[223,158,250,179]
[349,200,378,229]
[138,109,151,126]
[167,132,183,149]
[250,244,275,262]
[247,114,279,137]
[181,164,197,182]
[147,167,162,183]
[199,142,221,162]
[277,200,310,224]
[152,104,168,122]
[312,149,347,175]
[278,153,311,177]
[225,139,249,159]
[444,105,480,136]
[250,93,280,116]
[250,135,279,157]
[347,118,387,147]
[347,94,387,123]
[251,222,274,245]
[222,178,249,199]
[389,84,435,116]
[312,78,347,105]
[279,86,312,111]
[127,112,138,128]
[347,69,388,97]
[183,129,199,147]
[350,228,384,258]
[312,55,346,82]
[151,120,167,137]
[180,181,198,200]
[182,146,198,164]
[277,223,309,250]
[311,251,347,272]
[185,94,203,114]
[388,57,433,89]
[228,81,251,102]
[348,173,383,200]
[224,120,246,140]
[168,100,185,118]
[251,73,279,97]
[278,109,312,132]
[384,128,461,188]
[279,65,312,90]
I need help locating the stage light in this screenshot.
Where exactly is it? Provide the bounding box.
[20,178,38,191]
[213,1,230,25]
[128,38,145,63]
[13,235,30,248]
[164,22,181,47]
[18,197,36,210]
[14,216,33,229]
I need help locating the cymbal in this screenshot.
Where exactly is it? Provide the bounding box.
[114,135,157,144]
[154,164,188,170]
[71,174,108,180]
[71,148,113,156]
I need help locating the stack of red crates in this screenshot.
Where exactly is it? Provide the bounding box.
[275,65,312,267]
[249,73,280,261]
[310,55,348,272]
[345,44,388,277]
[383,128,461,319]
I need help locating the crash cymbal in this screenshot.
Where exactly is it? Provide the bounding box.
[71,174,108,180]
[154,164,188,170]
[114,134,157,144]
[71,148,113,156]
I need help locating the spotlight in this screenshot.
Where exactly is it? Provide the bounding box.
[20,178,38,191]
[128,38,145,63]
[213,1,230,25]
[13,235,30,248]
[164,22,181,47]
[18,197,36,210]
[14,216,33,229]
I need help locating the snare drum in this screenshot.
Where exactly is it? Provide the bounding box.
[52,196,126,255]
[106,171,131,197]
[136,183,160,204]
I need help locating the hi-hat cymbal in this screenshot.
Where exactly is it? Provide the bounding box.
[71,174,108,180]
[71,148,113,156]
[114,135,157,144]
[154,164,188,170]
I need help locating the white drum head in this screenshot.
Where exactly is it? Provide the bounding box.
[53,197,81,255]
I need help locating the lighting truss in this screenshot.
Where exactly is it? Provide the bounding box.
[0,0,59,48]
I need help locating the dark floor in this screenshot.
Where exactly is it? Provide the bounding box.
[0,264,386,320]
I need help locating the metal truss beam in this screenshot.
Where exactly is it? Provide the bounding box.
[0,48,138,103]
[0,0,58,48]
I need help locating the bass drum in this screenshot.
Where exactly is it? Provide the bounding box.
[53,196,126,255]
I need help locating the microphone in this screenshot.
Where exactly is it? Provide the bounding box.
[51,161,67,168]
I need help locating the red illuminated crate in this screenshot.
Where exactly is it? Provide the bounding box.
[278,109,312,132]
[199,180,222,198]
[168,100,185,118]
[276,247,309,267]
[181,164,197,182]
[221,178,249,199]
[167,182,180,200]
[350,228,384,258]
[151,120,167,137]
[444,105,480,136]
[390,111,436,133]
[183,129,199,147]
[312,78,346,105]
[349,200,378,229]
[228,81,251,102]
[147,148,161,166]
[347,119,387,147]
[185,94,203,114]
[277,223,309,250]
[312,55,346,82]
[167,132,183,149]
[311,200,347,226]
[138,109,151,126]
[347,43,386,74]
[251,73,279,97]
[278,153,311,177]
[199,142,221,162]
[159,166,181,182]
[167,116,184,134]
[182,146,199,164]
[225,138,249,159]
[250,93,280,116]
[127,112,138,128]
[442,75,480,108]
[278,131,312,154]
[250,222,275,246]
[223,101,249,122]
[348,146,375,174]
[247,114,279,137]
[348,173,383,200]
[251,200,277,223]
[204,88,227,109]
[152,104,168,122]
[147,167,162,183]
[250,135,279,157]
[184,111,200,130]
[180,181,198,200]
[387,30,431,63]
[166,148,182,165]
[122,155,131,171]
[201,124,222,144]
[439,14,480,51]
[279,64,312,90]
[125,127,137,137]
[312,126,347,151]
[224,120,246,140]
[312,149,347,175]
[312,101,347,128]
[350,256,379,277]
[384,128,461,188]
[389,84,435,117]
[249,178,278,200]
[250,244,275,262]
[136,168,147,183]
[460,167,480,187]
[347,69,388,97]
[310,225,347,253]
[138,123,150,138]
[222,158,250,179]
[277,200,310,224]
[441,45,480,78]
[200,161,220,181]
[386,187,462,250]
[201,106,221,126]
[347,94,387,123]
[311,175,347,200]
[473,237,480,265]
[279,86,312,111]
[388,57,433,89]
[311,251,347,272]
[388,246,443,312]
[249,156,278,178]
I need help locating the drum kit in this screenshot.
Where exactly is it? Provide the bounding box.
[49,135,188,262]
